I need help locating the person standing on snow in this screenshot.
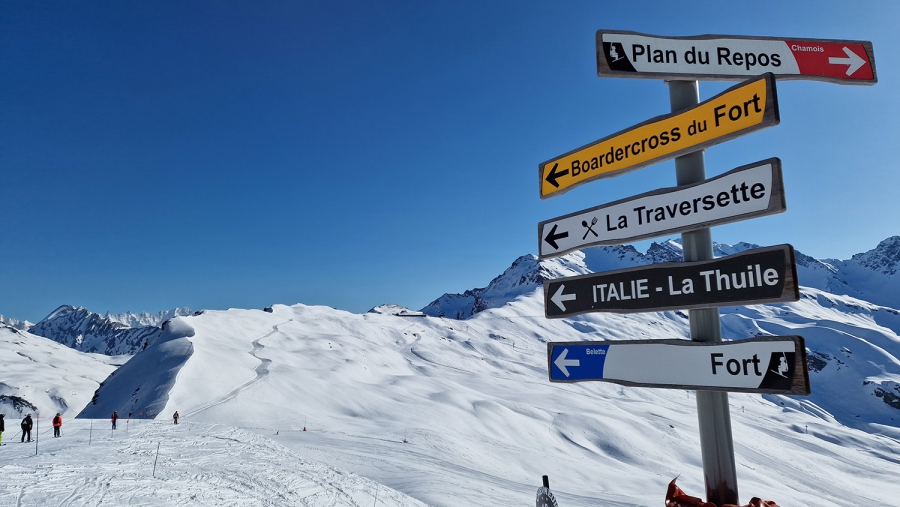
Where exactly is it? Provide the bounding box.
[52,413,63,437]
[21,414,33,442]
[173,411,179,424]
[0,413,5,445]
[111,411,118,430]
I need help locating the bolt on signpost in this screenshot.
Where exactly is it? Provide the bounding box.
[538,29,875,507]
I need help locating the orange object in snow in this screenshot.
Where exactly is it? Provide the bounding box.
[665,478,780,507]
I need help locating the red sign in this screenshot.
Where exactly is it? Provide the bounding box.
[786,41,874,81]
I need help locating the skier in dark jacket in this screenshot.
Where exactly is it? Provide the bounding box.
[21,414,33,442]
[111,411,118,430]
[0,413,5,445]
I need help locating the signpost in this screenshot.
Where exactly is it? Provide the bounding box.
[597,30,876,84]
[536,28,875,507]
[538,158,785,258]
[547,336,810,395]
[544,244,799,318]
[539,73,779,199]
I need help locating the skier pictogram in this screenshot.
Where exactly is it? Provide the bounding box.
[771,352,789,378]
[609,42,625,63]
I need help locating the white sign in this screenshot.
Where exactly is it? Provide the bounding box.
[598,31,876,84]
[538,159,784,259]
[547,336,809,395]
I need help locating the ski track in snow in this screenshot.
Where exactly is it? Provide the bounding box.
[184,321,287,419]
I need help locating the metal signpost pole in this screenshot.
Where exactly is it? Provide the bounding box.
[668,79,739,506]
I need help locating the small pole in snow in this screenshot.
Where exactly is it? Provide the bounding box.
[152,442,161,478]
[89,420,93,445]
[127,420,129,434]
[35,415,39,456]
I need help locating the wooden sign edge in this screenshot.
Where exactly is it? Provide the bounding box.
[594,29,877,85]
[547,335,810,395]
[542,244,800,317]
[538,73,780,200]
[537,157,786,259]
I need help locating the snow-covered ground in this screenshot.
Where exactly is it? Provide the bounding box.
[0,326,123,419]
[69,294,900,506]
[0,420,423,506]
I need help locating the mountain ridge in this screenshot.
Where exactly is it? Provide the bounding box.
[422,237,900,319]
[28,305,162,356]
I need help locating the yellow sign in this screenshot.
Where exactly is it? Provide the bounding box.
[540,73,779,199]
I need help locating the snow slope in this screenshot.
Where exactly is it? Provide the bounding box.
[0,419,424,507]
[78,319,195,420]
[0,326,121,419]
[75,293,900,506]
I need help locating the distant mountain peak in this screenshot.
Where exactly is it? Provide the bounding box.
[419,253,583,319]
[367,304,425,316]
[420,236,900,320]
[104,307,193,328]
[0,314,33,331]
[28,306,189,355]
[851,236,900,276]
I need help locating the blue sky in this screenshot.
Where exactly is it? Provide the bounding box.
[2,1,898,322]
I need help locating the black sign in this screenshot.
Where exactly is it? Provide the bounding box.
[536,487,559,507]
[544,245,798,318]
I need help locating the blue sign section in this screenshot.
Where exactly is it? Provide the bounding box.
[549,344,610,381]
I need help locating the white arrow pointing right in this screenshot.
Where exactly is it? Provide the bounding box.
[554,348,580,377]
[828,46,867,76]
[551,284,577,312]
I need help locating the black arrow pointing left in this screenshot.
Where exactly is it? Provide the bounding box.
[544,224,568,250]
[544,163,569,188]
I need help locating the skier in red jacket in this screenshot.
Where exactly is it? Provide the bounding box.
[52,413,62,437]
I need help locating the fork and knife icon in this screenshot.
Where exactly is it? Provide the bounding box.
[582,217,599,240]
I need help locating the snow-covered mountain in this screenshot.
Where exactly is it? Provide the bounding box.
[422,237,900,321]
[0,325,122,419]
[796,236,900,309]
[0,314,32,330]
[71,297,900,505]
[28,305,163,356]
[420,239,759,319]
[104,307,193,328]
[68,238,900,506]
